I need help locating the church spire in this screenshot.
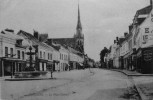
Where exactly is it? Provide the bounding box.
[76,2,82,30]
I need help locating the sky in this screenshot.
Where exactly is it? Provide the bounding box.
[0,0,149,61]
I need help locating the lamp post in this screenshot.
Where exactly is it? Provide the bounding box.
[26,46,36,70]
[51,61,56,78]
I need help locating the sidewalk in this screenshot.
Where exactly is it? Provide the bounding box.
[110,69,153,100]
[111,69,153,76]
[0,76,11,81]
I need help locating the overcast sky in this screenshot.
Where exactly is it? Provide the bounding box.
[0,0,149,61]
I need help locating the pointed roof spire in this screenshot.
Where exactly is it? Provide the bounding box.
[77,0,82,30]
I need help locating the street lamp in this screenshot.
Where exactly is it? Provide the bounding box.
[25,46,36,71]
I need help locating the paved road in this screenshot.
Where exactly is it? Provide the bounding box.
[17,69,139,100]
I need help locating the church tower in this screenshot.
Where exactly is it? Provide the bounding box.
[74,3,84,53]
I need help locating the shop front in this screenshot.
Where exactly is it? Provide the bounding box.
[47,61,53,71]
[37,59,48,71]
[123,53,129,70]
[53,60,59,71]
[0,57,26,77]
[0,58,2,76]
[136,47,153,74]
[119,56,124,69]
[131,49,137,71]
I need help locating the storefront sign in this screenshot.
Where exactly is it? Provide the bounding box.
[143,50,153,61]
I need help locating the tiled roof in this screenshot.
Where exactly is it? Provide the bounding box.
[0,30,23,40]
[137,5,152,15]
[17,30,54,51]
[48,38,76,48]
[68,47,81,54]
[39,34,48,42]
[134,5,152,25]
[119,38,125,44]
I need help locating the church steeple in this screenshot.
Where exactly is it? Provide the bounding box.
[74,1,84,54]
[76,3,82,30]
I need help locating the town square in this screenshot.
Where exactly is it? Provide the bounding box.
[1,0,153,100]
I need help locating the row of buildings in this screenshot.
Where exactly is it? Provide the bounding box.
[0,29,84,77]
[0,5,91,77]
[104,0,153,74]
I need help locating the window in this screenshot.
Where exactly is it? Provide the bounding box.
[5,47,8,57]
[48,53,49,60]
[40,51,42,58]
[17,50,20,59]
[60,53,61,60]
[50,54,52,60]
[43,52,45,59]
[10,48,13,57]
[22,51,24,60]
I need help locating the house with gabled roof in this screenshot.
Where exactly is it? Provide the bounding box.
[0,29,28,77]
[17,30,55,72]
[133,2,153,73]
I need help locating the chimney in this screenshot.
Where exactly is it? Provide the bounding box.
[5,28,14,33]
[114,40,116,44]
[46,39,53,45]
[124,32,128,38]
[129,24,133,34]
[33,30,39,40]
[116,37,119,41]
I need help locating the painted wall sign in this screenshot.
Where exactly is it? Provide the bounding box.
[144,28,153,34]
[145,28,149,33]
[143,50,153,61]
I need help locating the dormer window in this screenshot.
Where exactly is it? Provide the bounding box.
[16,39,23,46]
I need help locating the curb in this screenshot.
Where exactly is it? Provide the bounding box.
[110,69,153,76]
[5,78,56,81]
[109,69,148,100]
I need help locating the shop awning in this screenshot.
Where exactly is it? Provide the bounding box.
[78,63,83,66]
[47,61,53,65]
[53,60,60,63]
[38,58,48,62]
[2,57,26,62]
[67,63,70,66]
[123,52,131,59]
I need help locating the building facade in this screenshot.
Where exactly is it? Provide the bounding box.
[17,30,54,72]
[0,29,27,77]
[105,1,153,74]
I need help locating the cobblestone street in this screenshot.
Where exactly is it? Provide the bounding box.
[1,69,141,100]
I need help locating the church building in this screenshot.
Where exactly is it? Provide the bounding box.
[47,4,84,54]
